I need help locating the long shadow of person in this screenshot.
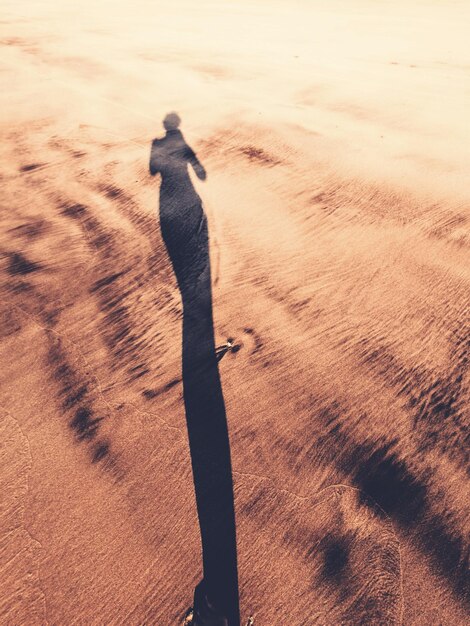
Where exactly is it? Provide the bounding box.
[150,112,240,626]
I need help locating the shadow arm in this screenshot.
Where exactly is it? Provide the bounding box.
[149,139,160,176]
[187,147,207,180]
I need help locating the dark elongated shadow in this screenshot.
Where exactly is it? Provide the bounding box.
[150,113,240,626]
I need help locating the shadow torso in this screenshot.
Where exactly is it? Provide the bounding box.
[150,129,207,286]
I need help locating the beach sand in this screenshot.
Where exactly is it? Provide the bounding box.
[1,1,469,623]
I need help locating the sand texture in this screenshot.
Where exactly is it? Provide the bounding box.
[1,1,469,624]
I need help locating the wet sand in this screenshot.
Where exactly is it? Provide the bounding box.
[1,1,469,624]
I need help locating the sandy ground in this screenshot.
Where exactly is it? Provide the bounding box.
[1,1,469,624]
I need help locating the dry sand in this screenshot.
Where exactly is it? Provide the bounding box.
[1,1,469,624]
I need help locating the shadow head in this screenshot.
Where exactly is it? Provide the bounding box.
[163,112,181,132]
